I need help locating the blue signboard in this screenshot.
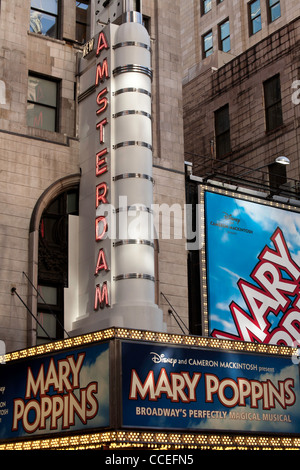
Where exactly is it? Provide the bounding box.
[121,341,300,434]
[0,342,109,440]
[204,190,300,346]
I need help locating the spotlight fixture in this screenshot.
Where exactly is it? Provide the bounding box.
[275,156,290,165]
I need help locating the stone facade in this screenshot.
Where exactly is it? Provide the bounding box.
[0,0,188,352]
[182,7,300,188]
[181,0,300,83]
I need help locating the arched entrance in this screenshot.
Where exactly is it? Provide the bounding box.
[28,174,80,346]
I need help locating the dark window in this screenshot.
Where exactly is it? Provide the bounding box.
[215,104,231,158]
[203,30,213,58]
[27,74,59,132]
[201,0,212,15]
[219,19,230,52]
[143,15,151,34]
[268,0,281,22]
[264,75,283,132]
[30,0,59,39]
[268,161,287,192]
[37,189,79,344]
[249,0,262,35]
[76,1,89,44]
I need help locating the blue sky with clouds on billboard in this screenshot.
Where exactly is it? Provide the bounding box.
[204,190,300,339]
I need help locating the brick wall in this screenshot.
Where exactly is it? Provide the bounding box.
[183,17,300,186]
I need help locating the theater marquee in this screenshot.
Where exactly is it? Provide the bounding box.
[0,329,299,450]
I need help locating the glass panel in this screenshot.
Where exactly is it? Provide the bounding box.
[38,285,58,305]
[270,3,281,21]
[252,16,262,33]
[204,0,212,14]
[76,23,87,44]
[216,132,231,158]
[31,0,58,15]
[28,76,57,107]
[250,0,262,34]
[67,192,79,214]
[37,312,57,338]
[264,77,281,106]
[30,10,58,37]
[220,21,230,40]
[215,106,229,134]
[250,0,261,19]
[222,36,231,52]
[204,32,213,56]
[267,103,283,131]
[27,103,56,131]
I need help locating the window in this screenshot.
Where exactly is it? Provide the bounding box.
[76,1,89,44]
[203,30,213,58]
[27,74,58,132]
[264,75,283,132]
[38,189,79,344]
[219,19,230,52]
[268,0,281,22]
[268,161,287,192]
[249,0,262,35]
[37,285,62,343]
[215,104,231,158]
[201,0,212,15]
[30,0,59,39]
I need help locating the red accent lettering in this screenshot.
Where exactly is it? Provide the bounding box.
[96,149,108,177]
[96,31,109,56]
[95,248,109,275]
[96,182,108,207]
[96,87,108,115]
[95,59,109,86]
[95,216,107,241]
[94,282,110,310]
[96,118,108,144]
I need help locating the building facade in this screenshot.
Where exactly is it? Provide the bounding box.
[182,0,300,182]
[1,0,300,452]
[0,0,188,353]
[182,0,300,337]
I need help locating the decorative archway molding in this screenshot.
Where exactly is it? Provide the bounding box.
[27,174,81,346]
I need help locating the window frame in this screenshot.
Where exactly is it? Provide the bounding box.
[249,0,262,36]
[267,0,281,23]
[27,73,60,133]
[263,74,283,132]
[215,104,231,159]
[219,18,231,53]
[37,188,79,344]
[76,0,90,44]
[201,0,212,16]
[30,0,61,39]
[203,30,213,58]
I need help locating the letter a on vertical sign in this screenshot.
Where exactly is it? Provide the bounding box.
[96,31,109,56]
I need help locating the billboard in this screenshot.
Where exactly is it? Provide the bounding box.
[121,341,300,434]
[203,189,300,347]
[0,342,109,441]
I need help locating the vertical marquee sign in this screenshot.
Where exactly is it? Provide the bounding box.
[73,12,165,335]
[75,24,116,331]
[94,30,111,311]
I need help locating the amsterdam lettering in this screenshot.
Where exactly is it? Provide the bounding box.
[129,368,296,411]
[212,227,300,346]
[12,353,98,433]
[94,30,110,310]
